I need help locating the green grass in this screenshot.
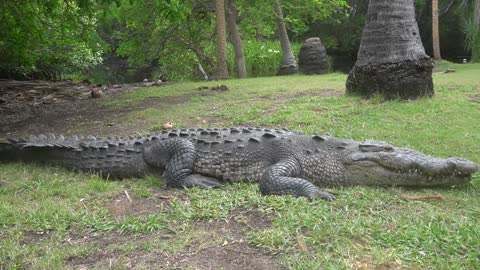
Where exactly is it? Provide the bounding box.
[1,62,480,269]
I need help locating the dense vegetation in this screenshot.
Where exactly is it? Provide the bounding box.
[0,0,478,82]
[1,62,479,269]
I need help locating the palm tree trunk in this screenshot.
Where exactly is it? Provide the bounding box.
[214,0,229,79]
[226,0,247,78]
[346,0,434,100]
[273,0,298,75]
[475,0,480,28]
[432,0,441,60]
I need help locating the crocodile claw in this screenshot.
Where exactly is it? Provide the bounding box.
[182,174,223,189]
[314,190,336,201]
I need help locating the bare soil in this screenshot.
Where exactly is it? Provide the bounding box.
[107,189,185,219]
[0,80,341,138]
[64,208,279,270]
[0,80,216,137]
[469,94,480,104]
[272,88,341,100]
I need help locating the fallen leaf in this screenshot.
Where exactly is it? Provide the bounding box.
[163,122,174,129]
[157,194,176,200]
[296,234,309,253]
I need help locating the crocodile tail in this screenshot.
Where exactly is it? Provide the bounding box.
[0,134,79,163]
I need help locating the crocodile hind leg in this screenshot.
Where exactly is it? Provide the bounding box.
[143,138,222,189]
[259,159,336,200]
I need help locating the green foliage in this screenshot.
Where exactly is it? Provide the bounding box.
[160,37,303,80]
[116,38,303,81]
[94,0,349,81]
[239,0,349,38]
[231,40,301,78]
[303,4,365,52]
[282,0,350,35]
[0,0,104,79]
[112,0,191,65]
[100,0,211,82]
[2,0,479,80]
[462,18,480,62]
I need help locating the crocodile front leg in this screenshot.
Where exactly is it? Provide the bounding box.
[143,139,222,189]
[259,159,336,200]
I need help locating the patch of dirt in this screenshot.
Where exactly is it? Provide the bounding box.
[64,232,168,268]
[229,208,274,231]
[469,94,480,104]
[0,80,133,137]
[0,80,227,138]
[19,230,54,245]
[166,213,279,270]
[107,190,185,218]
[272,88,342,100]
[0,81,341,139]
[351,258,409,270]
[65,208,280,270]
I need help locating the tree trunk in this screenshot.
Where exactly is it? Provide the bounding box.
[214,0,229,79]
[226,0,247,78]
[475,0,480,28]
[470,0,480,62]
[346,0,434,100]
[432,0,441,60]
[273,0,298,75]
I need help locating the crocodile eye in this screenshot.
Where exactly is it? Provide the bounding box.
[359,141,394,152]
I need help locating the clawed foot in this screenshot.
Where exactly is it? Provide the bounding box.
[182,174,223,189]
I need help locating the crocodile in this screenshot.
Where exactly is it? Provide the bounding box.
[0,127,477,200]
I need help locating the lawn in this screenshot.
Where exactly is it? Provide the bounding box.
[1,62,479,269]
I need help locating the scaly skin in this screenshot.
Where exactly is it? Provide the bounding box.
[1,127,477,200]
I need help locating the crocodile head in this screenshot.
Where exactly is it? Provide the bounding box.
[340,140,478,187]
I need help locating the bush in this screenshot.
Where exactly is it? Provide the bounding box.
[229,40,301,78]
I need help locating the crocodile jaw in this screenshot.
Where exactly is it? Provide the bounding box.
[343,141,478,187]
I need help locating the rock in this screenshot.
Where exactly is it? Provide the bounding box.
[211,85,228,91]
[142,81,155,87]
[80,92,91,97]
[43,94,57,100]
[298,37,329,75]
[91,89,103,98]
[24,95,35,102]
[163,122,174,129]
